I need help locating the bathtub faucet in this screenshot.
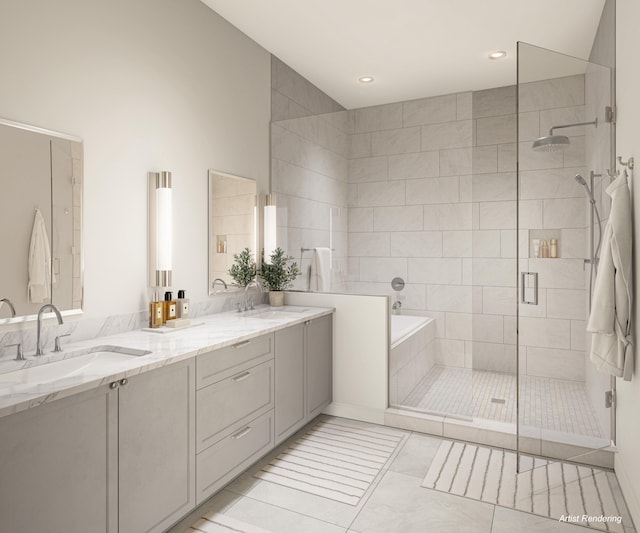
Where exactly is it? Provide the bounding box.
[392,301,402,315]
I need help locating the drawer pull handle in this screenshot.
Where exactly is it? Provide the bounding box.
[232,340,251,349]
[232,371,251,382]
[232,426,252,439]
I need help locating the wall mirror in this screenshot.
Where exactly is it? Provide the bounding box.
[208,169,257,294]
[0,118,83,324]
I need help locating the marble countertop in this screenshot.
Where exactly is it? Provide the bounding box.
[0,305,333,419]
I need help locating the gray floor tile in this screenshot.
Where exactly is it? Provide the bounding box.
[166,490,241,533]
[491,506,594,532]
[350,470,494,533]
[388,432,442,478]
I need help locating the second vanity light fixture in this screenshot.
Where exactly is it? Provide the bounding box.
[264,193,277,264]
[149,171,172,287]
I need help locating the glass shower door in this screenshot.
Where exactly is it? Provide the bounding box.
[516,41,615,470]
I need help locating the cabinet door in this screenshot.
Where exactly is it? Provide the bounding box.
[274,323,306,444]
[118,359,195,533]
[0,386,118,533]
[307,314,333,419]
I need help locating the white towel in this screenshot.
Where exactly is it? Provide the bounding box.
[309,247,331,292]
[587,174,633,381]
[28,209,53,303]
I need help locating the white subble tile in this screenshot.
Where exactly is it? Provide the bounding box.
[476,114,516,146]
[427,285,473,313]
[348,156,388,183]
[539,105,587,137]
[387,151,439,180]
[421,120,473,151]
[405,177,459,205]
[356,181,405,207]
[445,312,472,341]
[402,94,457,126]
[349,132,372,159]
[546,289,588,320]
[519,316,571,349]
[439,147,472,176]
[271,123,300,164]
[359,257,407,283]
[473,85,516,118]
[528,258,585,289]
[424,203,477,231]
[543,197,586,229]
[348,232,390,257]
[570,320,587,351]
[354,103,403,133]
[469,341,515,372]
[518,75,585,113]
[408,258,463,285]
[497,143,516,172]
[518,111,540,141]
[526,346,585,381]
[469,258,516,287]
[371,127,421,156]
[562,135,586,168]
[472,145,498,174]
[518,141,564,171]
[436,339,466,367]
[559,228,587,259]
[348,207,374,232]
[443,231,472,257]
[456,92,473,120]
[470,172,517,202]
[519,167,587,200]
[390,231,442,258]
[482,286,517,316]
[373,205,423,231]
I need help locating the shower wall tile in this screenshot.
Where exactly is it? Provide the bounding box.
[472,85,516,118]
[561,228,587,258]
[436,339,466,367]
[469,342,517,373]
[472,231,502,257]
[456,92,473,120]
[348,232,390,257]
[476,115,516,146]
[439,147,472,176]
[497,143,516,172]
[388,151,439,180]
[354,103,403,133]
[421,120,473,151]
[518,141,564,170]
[360,257,407,283]
[518,75,585,113]
[518,111,540,141]
[403,94,457,126]
[443,231,472,257]
[471,172,517,202]
[529,258,586,290]
[348,207,374,232]
[390,231,442,258]
[546,288,588,320]
[472,145,498,174]
[405,177,459,205]
[371,127,421,156]
[348,156,388,183]
[563,135,586,168]
[539,105,587,137]
[349,132,372,159]
[469,258,516,287]
[519,317,571,349]
[423,203,477,231]
[407,258,463,285]
[374,205,424,231]
[519,167,587,200]
[543,197,586,228]
[427,285,473,313]
[571,320,587,351]
[356,181,405,207]
[526,347,585,381]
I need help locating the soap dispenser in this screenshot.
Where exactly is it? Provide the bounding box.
[149,292,164,328]
[164,291,177,323]
[176,290,190,318]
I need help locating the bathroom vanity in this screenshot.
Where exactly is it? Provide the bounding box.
[0,306,333,533]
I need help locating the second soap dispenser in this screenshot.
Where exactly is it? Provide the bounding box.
[164,291,177,323]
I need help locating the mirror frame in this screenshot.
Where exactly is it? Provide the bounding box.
[0,118,84,325]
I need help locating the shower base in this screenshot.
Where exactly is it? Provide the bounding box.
[385,365,615,469]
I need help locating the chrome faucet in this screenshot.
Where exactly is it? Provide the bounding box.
[211,278,228,292]
[36,304,64,356]
[0,298,16,317]
[392,301,402,315]
[243,280,263,311]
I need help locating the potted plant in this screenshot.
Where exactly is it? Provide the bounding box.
[259,247,301,307]
[228,248,257,288]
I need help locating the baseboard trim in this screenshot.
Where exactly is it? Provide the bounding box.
[322,402,385,425]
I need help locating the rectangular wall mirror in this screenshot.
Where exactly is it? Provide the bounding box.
[208,170,257,294]
[0,118,83,324]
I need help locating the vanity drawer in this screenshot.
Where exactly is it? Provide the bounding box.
[197,333,273,389]
[196,409,274,504]
[196,359,274,453]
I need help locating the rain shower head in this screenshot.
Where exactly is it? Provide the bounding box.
[531,118,598,152]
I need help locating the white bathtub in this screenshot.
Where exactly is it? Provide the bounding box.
[390,314,436,406]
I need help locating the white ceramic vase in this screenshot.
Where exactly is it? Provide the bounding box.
[268,291,284,307]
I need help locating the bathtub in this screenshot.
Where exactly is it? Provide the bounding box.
[389,314,436,406]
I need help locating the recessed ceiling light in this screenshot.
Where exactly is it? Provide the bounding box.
[358,76,375,83]
[488,51,507,60]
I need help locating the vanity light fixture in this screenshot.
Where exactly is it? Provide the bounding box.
[488,50,507,60]
[264,193,277,264]
[358,76,375,83]
[149,171,172,287]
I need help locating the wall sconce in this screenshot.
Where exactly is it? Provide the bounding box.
[263,193,277,263]
[148,171,172,287]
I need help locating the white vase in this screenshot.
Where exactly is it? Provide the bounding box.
[269,291,284,307]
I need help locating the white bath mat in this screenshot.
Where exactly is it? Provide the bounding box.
[189,511,272,532]
[254,418,406,506]
[422,440,625,532]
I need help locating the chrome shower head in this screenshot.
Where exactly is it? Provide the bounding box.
[531,118,598,152]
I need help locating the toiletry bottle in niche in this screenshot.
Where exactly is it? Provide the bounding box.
[164,291,177,323]
[149,292,164,328]
[177,289,190,318]
[533,239,541,258]
[550,239,558,258]
[541,240,549,258]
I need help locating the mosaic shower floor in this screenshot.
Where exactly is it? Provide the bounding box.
[401,366,605,439]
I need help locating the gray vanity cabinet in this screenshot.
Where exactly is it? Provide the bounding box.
[0,359,195,533]
[118,359,195,533]
[275,315,333,445]
[0,384,119,533]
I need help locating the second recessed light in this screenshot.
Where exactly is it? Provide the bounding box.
[358,76,375,83]
[488,51,507,60]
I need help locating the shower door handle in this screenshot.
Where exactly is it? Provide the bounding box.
[521,272,538,305]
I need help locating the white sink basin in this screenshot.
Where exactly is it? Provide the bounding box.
[0,345,151,393]
[246,307,310,319]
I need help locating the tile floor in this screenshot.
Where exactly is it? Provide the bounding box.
[402,366,604,438]
[168,416,635,533]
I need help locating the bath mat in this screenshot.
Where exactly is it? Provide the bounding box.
[189,510,272,533]
[422,440,625,532]
[254,418,406,506]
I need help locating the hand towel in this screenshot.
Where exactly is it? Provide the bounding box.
[309,247,331,292]
[587,174,633,381]
[28,208,53,303]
